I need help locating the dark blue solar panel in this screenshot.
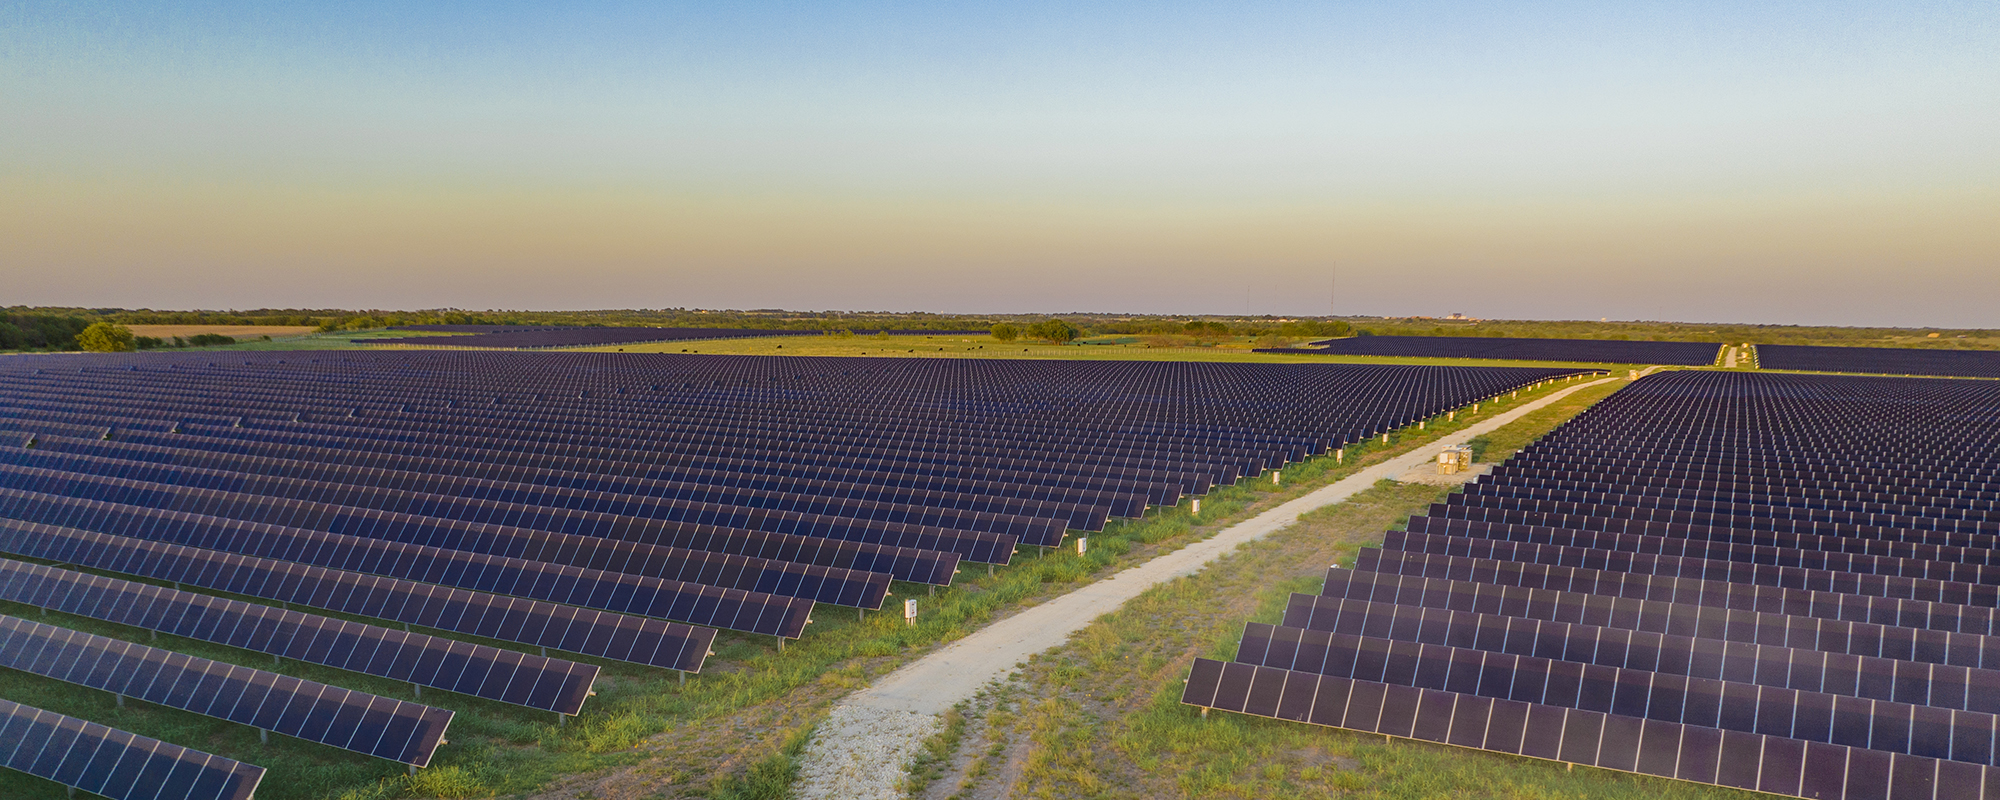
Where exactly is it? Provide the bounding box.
[1189,371,2000,800]
[0,557,598,715]
[0,616,451,765]
[1757,344,2000,379]
[0,698,264,800]
[0,518,714,673]
[1260,335,1721,365]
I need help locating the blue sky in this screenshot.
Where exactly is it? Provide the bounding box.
[4,1,1996,325]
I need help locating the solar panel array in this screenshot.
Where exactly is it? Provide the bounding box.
[1259,335,1723,366]
[0,558,599,715]
[1186,370,2000,800]
[0,349,1579,794]
[1757,345,2000,379]
[0,698,264,800]
[0,615,453,765]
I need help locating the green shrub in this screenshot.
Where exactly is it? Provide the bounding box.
[76,322,136,352]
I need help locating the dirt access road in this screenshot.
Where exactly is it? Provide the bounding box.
[794,375,1624,800]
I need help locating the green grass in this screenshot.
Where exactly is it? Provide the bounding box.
[0,374,1598,799]
[199,329,467,351]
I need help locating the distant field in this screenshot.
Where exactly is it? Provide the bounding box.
[125,325,318,339]
[577,334,1637,370]
[197,329,471,350]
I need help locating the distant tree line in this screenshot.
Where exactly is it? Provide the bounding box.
[8,306,1991,352]
[0,313,95,351]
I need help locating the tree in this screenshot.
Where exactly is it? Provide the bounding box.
[76,322,136,352]
[990,323,1020,342]
[1027,319,1079,344]
[1183,320,1230,345]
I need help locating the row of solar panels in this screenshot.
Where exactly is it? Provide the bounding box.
[1,698,263,800]
[3,351,1552,446]
[1257,335,1725,366]
[1187,371,2000,800]
[0,352,1584,798]
[0,356,1581,614]
[1758,345,2000,379]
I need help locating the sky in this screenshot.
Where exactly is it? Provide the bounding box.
[3,1,1997,326]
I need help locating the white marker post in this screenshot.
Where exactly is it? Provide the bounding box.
[1076,537,1088,555]
[1192,498,1202,515]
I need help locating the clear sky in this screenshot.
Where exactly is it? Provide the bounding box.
[4,1,1996,326]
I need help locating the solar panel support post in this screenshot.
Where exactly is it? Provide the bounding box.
[259,729,268,744]
[114,694,123,708]
[413,685,421,699]
[777,636,785,651]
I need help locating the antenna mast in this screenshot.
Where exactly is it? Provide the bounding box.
[1329,262,1337,317]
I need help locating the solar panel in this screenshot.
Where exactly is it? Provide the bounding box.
[0,615,452,766]
[1757,344,2000,379]
[0,486,815,639]
[0,518,714,673]
[1258,335,1721,366]
[0,557,598,715]
[1186,658,1999,796]
[0,698,264,800]
[1188,371,2000,800]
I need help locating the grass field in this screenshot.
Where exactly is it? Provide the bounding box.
[0,374,1600,800]
[195,329,473,350]
[574,333,1636,372]
[900,377,1778,800]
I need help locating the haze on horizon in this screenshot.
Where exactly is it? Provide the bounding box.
[4,1,1996,328]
